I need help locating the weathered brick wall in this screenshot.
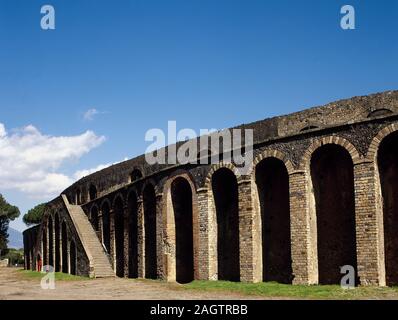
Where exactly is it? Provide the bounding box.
[27,90,398,287]
[27,199,90,276]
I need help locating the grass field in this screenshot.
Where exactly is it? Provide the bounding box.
[17,269,90,281]
[15,269,398,299]
[183,280,398,300]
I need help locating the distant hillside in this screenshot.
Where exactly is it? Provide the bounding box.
[8,227,23,249]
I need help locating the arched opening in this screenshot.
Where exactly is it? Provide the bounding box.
[55,213,60,272]
[171,177,194,284]
[143,184,157,279]
[255,158,292,283]
[61,222,68,273]
[101,202,111,254]
[36,254,42,272]
[90,207,99,232]
[130,169,143,183]
[76,189,81,205]
[26,251,31,270]
[43,229,48,266]
[70,240,76,275]
[114,197,125,277]
[310,144,357,285]
[31,249,34,270]
[128,191,139,278]
[48,216,54,268]
[89,184,97,201]
[378,131,398,285]
[368,108,393,118]
[212,168,240,282]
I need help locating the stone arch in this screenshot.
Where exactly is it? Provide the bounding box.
[310,143,357,284]
[142,181,158,279]
[61,220,68,273]
[42,226,48,267]
[251,149,295,176]
[209,165,240,282]
[367,108,393,118]
[75,188,82,205]
[90,205,99,232]
[253,155,293,283]
[204,162,242,190]
[89,184,97,201]
[129,168,143,183]
[162,171,199,283]
[374,125,398,285]
[48,215,54,268]
[54,212,61,272]
[100,199,111,254]
[299,136,362,170]
[127,189,139,278]
[36,253,42,272]
[112,193,125,208]
[367,124,398,161]
[113,195,125,277]
[70,240,76,275]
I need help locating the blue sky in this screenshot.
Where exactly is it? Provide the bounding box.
[0,0,397,231]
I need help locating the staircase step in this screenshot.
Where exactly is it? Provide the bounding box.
[62,195,115,278]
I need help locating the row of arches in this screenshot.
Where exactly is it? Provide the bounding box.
[72,168,144,205]
[40,213,77,276]
[54,128,397,286]
[94,183,158,280]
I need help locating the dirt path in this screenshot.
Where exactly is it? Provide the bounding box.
[0,268,266,300]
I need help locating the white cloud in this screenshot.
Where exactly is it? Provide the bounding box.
[0,123,106,199]
[73,163,113,180]
[83,108,107,121]
[73,157,128,180]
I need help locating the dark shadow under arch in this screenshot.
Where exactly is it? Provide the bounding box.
[114,197,125,277]
[70,240,76,275]
[89,184,97,201]
[212,168,240,282]
[378,131,398,285]
[143,184,157,279]
[255,158,292,283]
[171,177,194,284]
[48,216,54,268]
[55,213,60,272]
[128,192,139,278]
[61,222,68,273]
[311,144,357,285]
[101,202,111,254]
[91,207,99,232]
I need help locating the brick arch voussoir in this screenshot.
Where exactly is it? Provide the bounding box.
[126,187,139,204]
[299,136,362,170]
[162,169,198,194]
[251,149,295,176]
[99,198,112,211]
[204,162,241,190]
[367,123,398,161]
[141,178,159,196]
[111,192,126,209]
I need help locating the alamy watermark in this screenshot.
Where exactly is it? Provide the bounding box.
[40,5,55,30]
[340,265,355,289]
[341,5,356,30]
[38,4,356,32]
[144,121,254,176]
[40,265,55,290]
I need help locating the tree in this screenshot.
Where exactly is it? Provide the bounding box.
[23,203,46,226]
[4,248,24,266]
[0,194,20,253]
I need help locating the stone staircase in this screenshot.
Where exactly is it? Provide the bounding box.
[62,195,115,278]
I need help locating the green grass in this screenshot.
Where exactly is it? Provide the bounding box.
[17,269,90,281]
[183,280,398,300]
